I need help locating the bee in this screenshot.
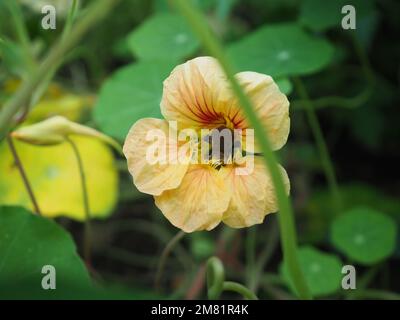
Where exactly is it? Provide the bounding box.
[210,158,224,170]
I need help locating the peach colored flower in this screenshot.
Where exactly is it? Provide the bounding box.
[123,57,290,232]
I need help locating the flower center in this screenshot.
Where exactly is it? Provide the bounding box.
[203,125,241,170]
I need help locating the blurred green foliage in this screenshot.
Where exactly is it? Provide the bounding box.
[281,246,343,297]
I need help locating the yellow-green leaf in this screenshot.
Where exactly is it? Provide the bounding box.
[0,136,118,221]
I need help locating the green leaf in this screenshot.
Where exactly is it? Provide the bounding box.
[227,23,334,78]
[0,38,26,77]
[281,246,343,297]
[153,0,227,14]
[276,77,292,95]
[93,61,174,140]
[127,13,200,61]
[301,183,400,244]
[0,206,91,299]
[0,137,118,221]
[331,207,397,265]
[299,0,375,32]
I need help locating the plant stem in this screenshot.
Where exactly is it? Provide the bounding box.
[30,0,81,110]
[293,77,342,212]
[0,0,120,140]
[173,0,312,300]
[245,227,256,287]
[66,137,91,266]
[155,230,186,289]
[223,281,259,300]
[109,219,193,268]
[6,135,41,215]
[250,219,280,292]
[206,257,258,300]
[6,0,36,72]
[349,289,400,300]
[291,87,371,110]
[350,31,375,85]
[62,0,80,41]
[206,257,225,300]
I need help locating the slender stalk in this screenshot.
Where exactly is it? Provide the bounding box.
[155,230,186,289]
[62,0,80,41]
[206,257,225,300]
[250,219,280,292]
[349,289,400,300]
[66,137,91,266]
[346,264,381,300]
[223,281,259,300]
[6,0,36,72]
[245,227,256,287]
[172,0,312,299]
[0,0,120,140]
[262,283,295,300]
[351,31,375,85]
[109,219,193,268]
[30,0,81,109]
[291,87,371,110]
[6,135,41,215]
[293,77,342,211]
[206,257,258,300]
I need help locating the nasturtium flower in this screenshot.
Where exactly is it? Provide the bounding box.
[123,56,290,232]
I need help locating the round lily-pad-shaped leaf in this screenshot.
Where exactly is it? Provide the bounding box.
[331,207,397,265]
[93,61,174,140]
[281,246,342,297]
[0,206,91,298]
[0,136,118,221]
[227,23,334,78]
[127,13,200,61]
[299,0,375,32]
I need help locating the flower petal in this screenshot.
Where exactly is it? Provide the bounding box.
[236,72,290,151]
[161,57,289,151]
[154,165,231,232]
[123,118,189,196]
[222,157,290,228]
[161,56,232,129]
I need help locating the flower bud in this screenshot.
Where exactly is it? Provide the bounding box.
[11,116,122,153]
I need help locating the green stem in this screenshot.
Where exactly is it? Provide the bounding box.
[62,0,80,41]
[346,264,380,300]
[206,257,258,300]
[223,281,259,300]
[6,0,36,72]
[349,289,400,300]
[6,135,41,215]
[245,227,256,287]
[291,87,372,110]
[263,273,286,286]
[250,219,280,292]
[293,77,341,212]
[30,0,81,109]
[104,246,167,268]
[172,0,312,300]
[350,31,375,86]
[206,257,225,300]
[155,230,186,289]
[66,137,91,266]
[109,219,193,268]
[0,0,120,140]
